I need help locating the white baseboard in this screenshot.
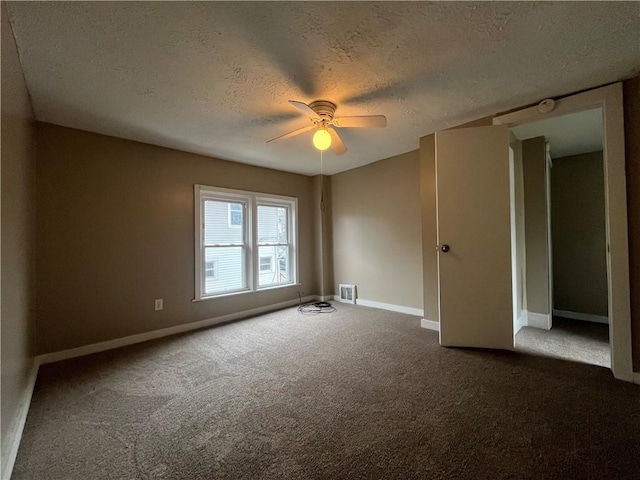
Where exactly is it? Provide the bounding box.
[354,298,424,317]
[37,295,318,365]
[420,318,440,331]
[553,309,609,324]
[2,360,39,480]
[527,312,551,330]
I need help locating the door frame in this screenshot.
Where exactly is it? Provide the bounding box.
[509,146,520,338]
[545,144,553,328]
[494,82,632,382]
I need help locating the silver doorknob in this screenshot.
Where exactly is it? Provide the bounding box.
[441,244,450,253]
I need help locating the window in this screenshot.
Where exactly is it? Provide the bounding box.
[195,185,297,300]
[228,203,242,227]
[256,204,291,287]
[205,260,218,279]
[259,256,273,272]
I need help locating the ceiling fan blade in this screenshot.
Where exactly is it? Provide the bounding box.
[328,127,347,155]
[332,115,387,128]
[266,124,315,144]
[289,100,320,120]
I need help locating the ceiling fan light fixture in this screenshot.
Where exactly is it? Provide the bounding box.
[266,99,386,155]
[312,127,332,151]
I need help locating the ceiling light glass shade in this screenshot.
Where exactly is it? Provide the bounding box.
[313,128,332,151]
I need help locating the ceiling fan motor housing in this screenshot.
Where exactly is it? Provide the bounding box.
[309,100,336,120]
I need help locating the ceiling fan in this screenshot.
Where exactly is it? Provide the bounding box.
[266,100,387,155]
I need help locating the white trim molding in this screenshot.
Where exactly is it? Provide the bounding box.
[2,360,39,480]
[514,311,528,335]
[527,312,551,330]
[37,295,317,365]
[420,319,440,331]
[553,309,608,324]
[353,298,424,317]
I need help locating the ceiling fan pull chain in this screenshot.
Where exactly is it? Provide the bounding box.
[320,150,325,212]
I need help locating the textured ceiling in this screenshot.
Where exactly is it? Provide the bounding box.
[6,2,640,175]
[511,108,603,159]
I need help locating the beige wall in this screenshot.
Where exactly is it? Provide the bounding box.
[623,76,640,370]
[331,150,423,310]
[522,137,550,315]
[36,123,319,354]
[312,175,333,297]
[1,3,37,471]
[550,151,607,317]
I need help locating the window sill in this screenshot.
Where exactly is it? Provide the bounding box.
[192,283,302,302]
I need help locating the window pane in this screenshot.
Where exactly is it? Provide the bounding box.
[204,246,245,294]
[258,245,289,287]
[229,203,242,226]
[204,200,243,244]
[259,256,273,272]
[205,260,217,279]
[257,205,287,244]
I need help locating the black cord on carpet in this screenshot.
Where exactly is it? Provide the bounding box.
[298,302,336,315]
[297,292,336,315]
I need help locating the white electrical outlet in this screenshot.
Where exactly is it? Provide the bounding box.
[154,299,163,311]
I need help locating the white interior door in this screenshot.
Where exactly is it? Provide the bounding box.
[436,125,514,349]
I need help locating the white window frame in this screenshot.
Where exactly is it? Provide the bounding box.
[194,185,298,301]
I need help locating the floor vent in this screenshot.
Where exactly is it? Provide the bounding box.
[338,284,356,304]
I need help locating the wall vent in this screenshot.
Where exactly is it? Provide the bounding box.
[338,284,356,304]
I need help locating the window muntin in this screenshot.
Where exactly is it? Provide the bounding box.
[195,186,297,300]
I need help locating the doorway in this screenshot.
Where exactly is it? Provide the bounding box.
[493,83,632,380]
[507,107,610,367]
[433,83,631,381]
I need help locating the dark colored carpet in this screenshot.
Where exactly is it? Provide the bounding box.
[13,304,640,479]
